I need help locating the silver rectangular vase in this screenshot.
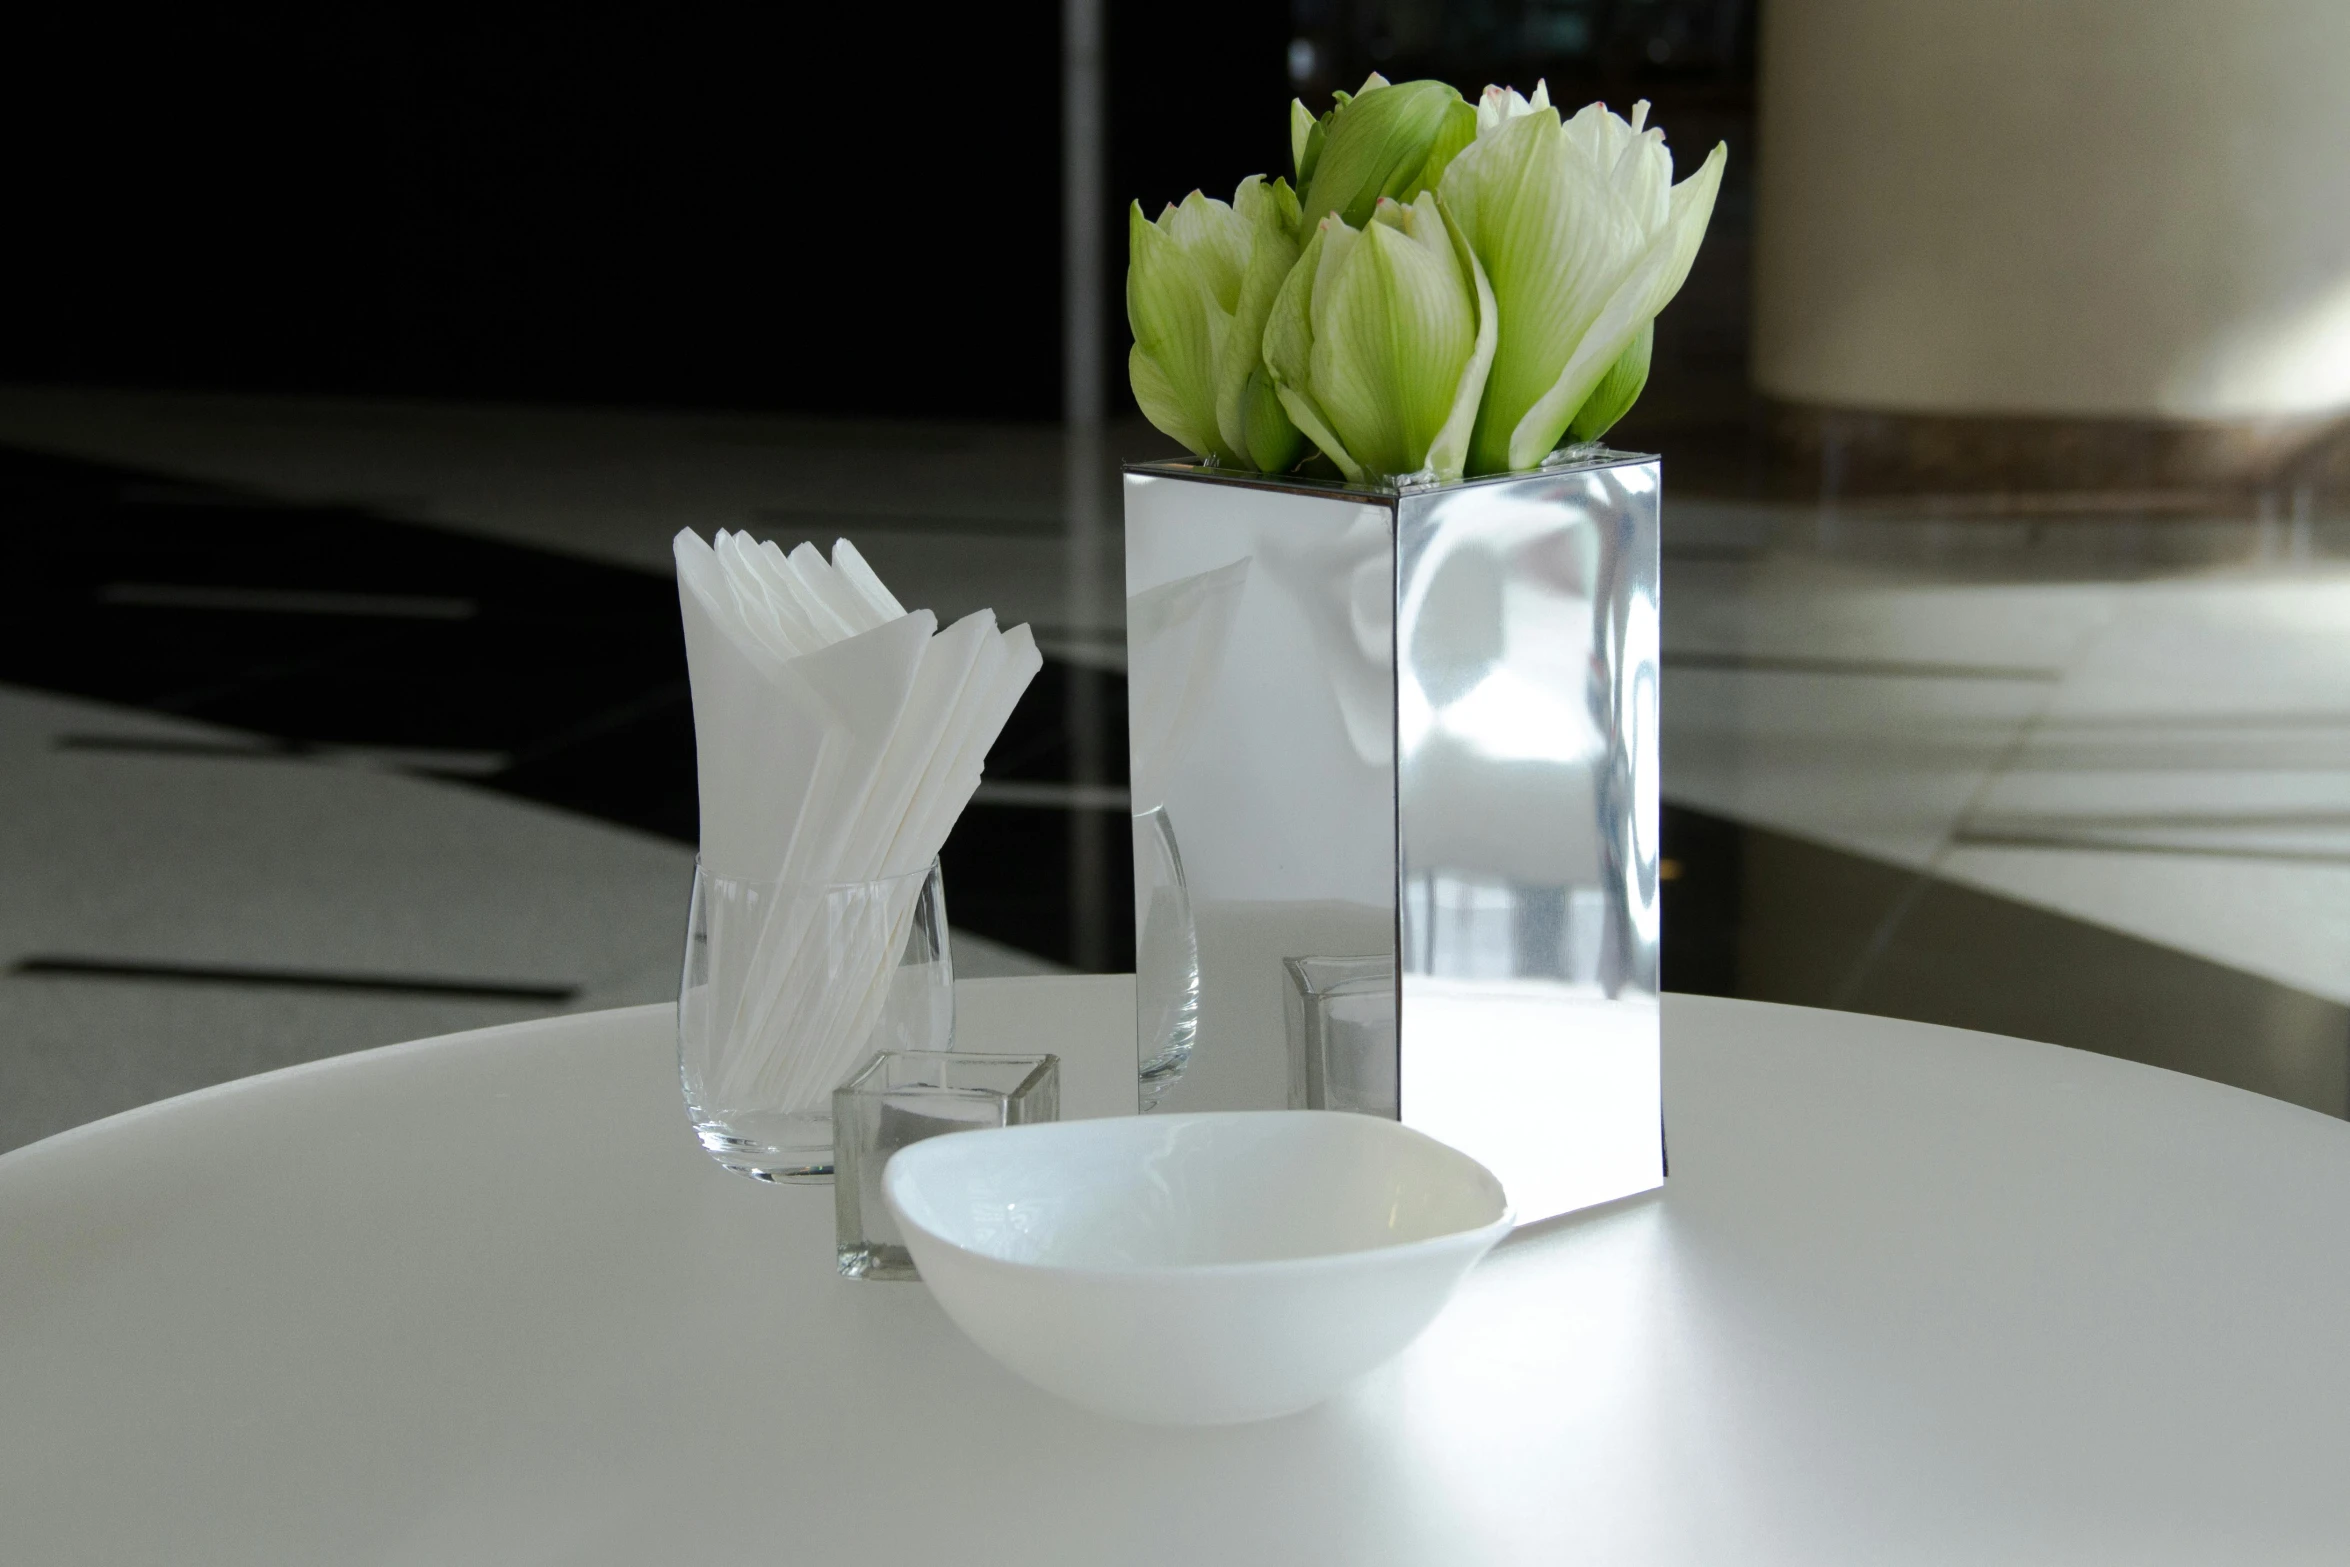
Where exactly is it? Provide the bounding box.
[1124,453,1662,1223]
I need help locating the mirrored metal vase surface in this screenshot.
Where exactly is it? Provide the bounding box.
[1124,455,1662,1223]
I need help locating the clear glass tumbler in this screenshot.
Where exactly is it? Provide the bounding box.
[679,859,952,1183]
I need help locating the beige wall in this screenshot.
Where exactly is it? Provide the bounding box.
[1754,0,2350,420]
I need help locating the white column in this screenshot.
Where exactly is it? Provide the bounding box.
[1753,0,2350,421]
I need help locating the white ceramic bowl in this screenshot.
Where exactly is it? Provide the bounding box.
[883,1110,1513,1425]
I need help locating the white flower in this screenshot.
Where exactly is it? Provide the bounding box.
[1442,95,1726,472]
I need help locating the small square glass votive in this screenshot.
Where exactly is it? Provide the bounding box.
[1283,955,1398,1118]
[833,1051,1060,1280]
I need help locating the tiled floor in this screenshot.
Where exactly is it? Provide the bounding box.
[1663,501,2350,992]
[2,385,2346,1148]
[1659,495,2350,1110]
[0,682,680,1150]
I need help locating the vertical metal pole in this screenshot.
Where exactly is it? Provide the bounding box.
[1063,0,1103,425]
[1063,0,1109,970]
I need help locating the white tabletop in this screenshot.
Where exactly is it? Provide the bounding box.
[4,978,2348,1564]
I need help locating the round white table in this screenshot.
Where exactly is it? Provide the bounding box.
[4,978,2348,1564]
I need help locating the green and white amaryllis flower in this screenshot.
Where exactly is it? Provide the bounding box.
[1262,190,1496,485]
[1441,93,1727,473]
[1127,175,1306,472]
[1289,73,1478,237]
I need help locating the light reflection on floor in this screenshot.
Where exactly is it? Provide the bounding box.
[1660,491,2350,1112]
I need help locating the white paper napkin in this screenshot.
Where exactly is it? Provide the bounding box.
[675,529,1043,1111]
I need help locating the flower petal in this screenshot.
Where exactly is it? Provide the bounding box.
[1448,110,1624,472]
[1127,200,1233,462]
[1263,224,1366,482]
[1565,320,1652,444]
[1474,80,1549,133]
[1312,202,1476,479]
[1309,218,1409,474]
[1424,192,1498,482]
[1506,141,1726,469]
[1408,97,1480,201]
[1164,188,1248,310]
[1241,365,1305,472]
[1130,342,1215,460]
[1215,177,1303,463]
[1561,99,1635,173]
[1243,173,1301,236]
[1299,78,1464,233]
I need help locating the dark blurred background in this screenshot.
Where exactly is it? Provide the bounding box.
[3,9,1071,413]
[0,3,1745,423]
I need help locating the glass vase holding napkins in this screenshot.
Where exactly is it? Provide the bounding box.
[674,528,1040,1182]
[681,858,953,1181]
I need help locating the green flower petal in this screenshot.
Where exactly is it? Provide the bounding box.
[1311,199,1476,481]
[1163,188,1248,311]
[1565,321,1651,444]
[1215,177,1303,463]
[1424,194,1498,482]
[1445,97,1723,475]
[1130,342,1215,460]
[1241,366,1304,472]
[1506,141,1724,469]
[1407,98,1479,205]
[1127,199,1235,463]
[1299,78,1464,234]
[1263,223,1365,482]
[1447,108,1638,475]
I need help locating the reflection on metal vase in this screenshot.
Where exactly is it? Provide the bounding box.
[1123,454,1663,1223]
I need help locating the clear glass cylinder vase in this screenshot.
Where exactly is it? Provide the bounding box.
[679,859,952,1183]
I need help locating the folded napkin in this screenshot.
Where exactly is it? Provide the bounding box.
[676,529,1042,1111]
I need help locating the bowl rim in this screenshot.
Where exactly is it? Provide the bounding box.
[891,1205,1518,1283]
[881,1110,1516,1282]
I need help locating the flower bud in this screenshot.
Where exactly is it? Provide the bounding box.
[1292,75,1478,236]
[1263,191,1496,484]
[1127,175,1305,471]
